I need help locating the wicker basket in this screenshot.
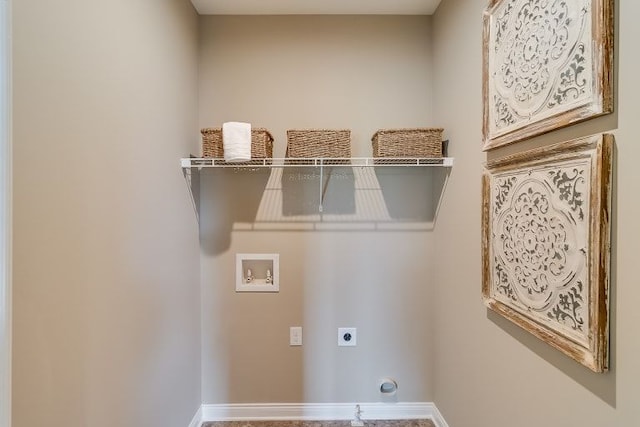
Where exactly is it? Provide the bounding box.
[286,129,351,158]
[372,128,444,158]
[201,127,274,158]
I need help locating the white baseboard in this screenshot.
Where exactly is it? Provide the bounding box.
[429,405,449,427]
[190,402,448,427]
[188,405,203,427]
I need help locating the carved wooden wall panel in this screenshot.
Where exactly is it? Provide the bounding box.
[482,0,613,150]
[482,134,612,372]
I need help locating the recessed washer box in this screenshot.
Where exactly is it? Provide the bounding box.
[236,253,279,293]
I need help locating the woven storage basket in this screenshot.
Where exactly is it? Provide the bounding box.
[286,129,351,158]
[201,127,274,158]
[372,128,444,158]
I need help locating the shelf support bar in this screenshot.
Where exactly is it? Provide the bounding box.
[182,168,199,223]
[318,162,324,213]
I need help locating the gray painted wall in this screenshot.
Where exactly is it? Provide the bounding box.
[432,0,640,426]
[11,1,640,425]
[0,0,9,425]
[198,15,439,404]
[12,1,201,426]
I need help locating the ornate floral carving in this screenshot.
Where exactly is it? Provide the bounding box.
[548,282,585,331]
[491,161,590,344]
[495,262,517,302]
[548,43,588,108]
[495,181,574,310]
[482,135,613,372]
[494,176,517,214]
[548,168,585,221]
[488,0,593,135]
[494,96,517,129]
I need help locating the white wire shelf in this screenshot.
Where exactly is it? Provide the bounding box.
[181,157,454,168]
[180,156,454,221]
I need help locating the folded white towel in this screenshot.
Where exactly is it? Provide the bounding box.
[222,121,252,162]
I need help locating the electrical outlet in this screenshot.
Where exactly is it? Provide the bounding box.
[290,326,302,346]
[338,327,357,346]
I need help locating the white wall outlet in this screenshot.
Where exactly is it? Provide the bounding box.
[338,327,357,346]
[290,326,302,346]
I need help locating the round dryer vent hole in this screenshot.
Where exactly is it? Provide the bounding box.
[379,377,398,394]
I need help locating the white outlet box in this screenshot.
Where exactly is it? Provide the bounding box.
[338,327,357,346]
[290,326,302,346]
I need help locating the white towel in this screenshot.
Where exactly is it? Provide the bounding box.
[222,121,252,162]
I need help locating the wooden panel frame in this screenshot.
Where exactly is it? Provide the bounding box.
[482,0,614,151]
[482,134,613,372]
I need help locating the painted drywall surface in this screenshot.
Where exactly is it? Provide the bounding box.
[432,0,640,426]
[12,1,201,426]
[198,15,435,158]
[0,1,10,426]
[198,15,437,403]
[201,230,435,403]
